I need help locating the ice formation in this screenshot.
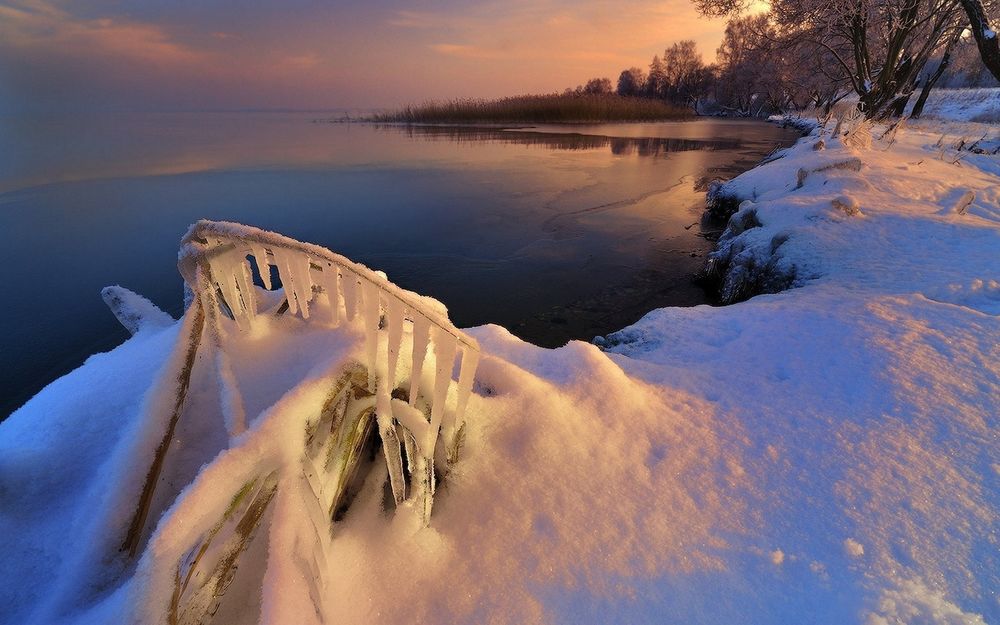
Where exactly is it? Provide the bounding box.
[31,221,481,625]
[180,220,480,520]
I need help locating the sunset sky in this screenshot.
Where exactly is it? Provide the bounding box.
[0,0,738,113]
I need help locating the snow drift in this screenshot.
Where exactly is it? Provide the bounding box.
[1,111,998,625]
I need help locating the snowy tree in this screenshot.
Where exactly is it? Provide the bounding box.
[715,15,777,114]
[942,32,1000,86]
[713,15,825,115]
[957,0,1000,81]
[662,40,708,103]
[694,0,968,118]
[910,27,964,117]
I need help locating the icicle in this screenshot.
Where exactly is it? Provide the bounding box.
[201,267,247,436]
[362,281,380,392]
[385,298,405,389]
[210,253,248,330]
[408,315,431,407]
[269,249,313,318]
[391,398,428,441]
[377,380,406,504]
[426,327,458,454]
[275,249,315,319]
[342,270,359,321]
[323,264,341,327]
[222,270,246,328]
[271,249,299,316]
[206,255,232,309]
[290,254,314,319]
[233,258,256,323]
[250,245,272,290]
[390,398,434,523]
[449,346,479,439]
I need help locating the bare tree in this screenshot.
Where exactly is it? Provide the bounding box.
[616,67,647,96]
[646,55,667,97]
[911,27,964,117]
[716,15,778,114]
[786,39,853,112]
[693,0,966,119]
[662,40,708,103]
[943,33,1000,86]
[713,15,825,115]
[583,77,614,94]
[958,0,1000,81]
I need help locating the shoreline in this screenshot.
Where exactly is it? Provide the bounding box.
[0,116,798,418]
[3,106,998,623]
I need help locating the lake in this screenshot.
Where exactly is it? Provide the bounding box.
[0,112,799,417]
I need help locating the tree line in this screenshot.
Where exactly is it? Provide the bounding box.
[569,0,999,120]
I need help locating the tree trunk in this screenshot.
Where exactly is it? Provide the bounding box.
[884,91,914,118]
[912,29,963,119]
[960,0,1000,82]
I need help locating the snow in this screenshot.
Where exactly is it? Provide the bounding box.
[101,285,175,336]
[867,580,988,625]
[909,87,1000,124]
[1,112,998,625]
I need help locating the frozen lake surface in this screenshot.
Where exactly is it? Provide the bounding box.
[0,112,798,416]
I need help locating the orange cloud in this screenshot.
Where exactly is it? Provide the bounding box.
[430,43,473,55]
[391,0,725,71]
[0,0,736,111]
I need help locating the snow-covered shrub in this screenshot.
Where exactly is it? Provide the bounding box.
[705,180,749,221]
[699,201,798,304]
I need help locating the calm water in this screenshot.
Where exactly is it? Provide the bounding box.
[0,112,799,417]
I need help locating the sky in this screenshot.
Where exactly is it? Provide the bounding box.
[0,0,740,113]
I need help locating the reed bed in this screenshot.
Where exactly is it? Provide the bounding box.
[369,94,692,124]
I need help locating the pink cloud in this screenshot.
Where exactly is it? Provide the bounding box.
[0,0,204,66]
[0,0,735,110]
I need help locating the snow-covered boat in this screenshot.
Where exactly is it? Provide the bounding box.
[42,221,480,624]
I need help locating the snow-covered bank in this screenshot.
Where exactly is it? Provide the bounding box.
[1,114,998,625]
[913,87,1000,124]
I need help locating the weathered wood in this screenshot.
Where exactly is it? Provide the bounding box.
[169,470,280,625]
[121,298,206,558]
[327,404,377,522]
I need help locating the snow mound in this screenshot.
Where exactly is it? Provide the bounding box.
[2,114,999,625]
[101,285,175,335]
[866,579,988,625]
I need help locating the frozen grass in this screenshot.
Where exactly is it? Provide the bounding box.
[368,94,692,124]
[910,87,1000,122]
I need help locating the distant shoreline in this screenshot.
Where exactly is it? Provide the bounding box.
[330,93,693,125]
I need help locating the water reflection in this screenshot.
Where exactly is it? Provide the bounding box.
[386,125,742,156]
